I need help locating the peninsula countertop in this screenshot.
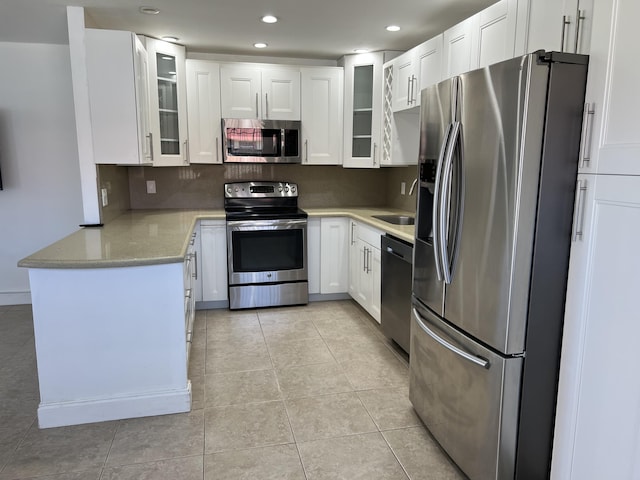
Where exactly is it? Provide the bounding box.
[18,207,416,269]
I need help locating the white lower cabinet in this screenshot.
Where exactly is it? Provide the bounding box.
[307,218,321,294]
[552,174,640,479]
[199,220,228,302]
[319,217,349,294]
[348,220,383,322]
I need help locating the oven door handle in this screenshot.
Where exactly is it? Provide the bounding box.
[227,219,308,228]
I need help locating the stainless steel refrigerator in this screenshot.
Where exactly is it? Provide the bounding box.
[410,51,588,480]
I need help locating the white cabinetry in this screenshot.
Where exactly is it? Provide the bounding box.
[443,0,520,77]
[471,0,519,68]
[301,67,344,165]
[199,220,228,303]
[319,217,349,294]
[186,60,221,164]
[390,34,443,112]
[307,218,321,294]
[220,65,301,120]
[443,15,479,78]
[552,175,640,479]
[551,0,640,477]
[348,220,383,322]
[342,52,393,168]
[145,37,189,166]
[576,0,640,175]
[85,29,152,165]
[523,0,593,55]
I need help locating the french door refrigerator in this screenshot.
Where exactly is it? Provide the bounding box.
[410,51,588,480]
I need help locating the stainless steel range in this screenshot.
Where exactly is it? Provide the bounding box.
[224,181,308,309]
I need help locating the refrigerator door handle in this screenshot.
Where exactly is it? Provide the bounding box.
[440,121,462,284]
[432,123,453,282]
[412,308,490,369]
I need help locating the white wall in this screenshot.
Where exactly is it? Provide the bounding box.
[0,42,84,305]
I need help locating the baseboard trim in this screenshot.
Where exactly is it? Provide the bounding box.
[0,291,31,306]
[37,382,192,428]
[196,300,229,310]
[309,292,351,302]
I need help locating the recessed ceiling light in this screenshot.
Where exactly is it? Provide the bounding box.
[386,25,401,32]
[162,36,179,42]
[261,15,278,24]
[254,42,268,49]
[139,6,160,15]
[354,49,369,54]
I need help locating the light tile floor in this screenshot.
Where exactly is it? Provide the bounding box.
[0,301,466,480]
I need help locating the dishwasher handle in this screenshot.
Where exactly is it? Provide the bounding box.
[382,236,413,265]
[386,246,408,261]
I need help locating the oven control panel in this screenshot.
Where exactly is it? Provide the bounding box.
[225,181,298,198]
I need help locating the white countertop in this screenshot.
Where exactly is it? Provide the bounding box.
[18,207,415,269]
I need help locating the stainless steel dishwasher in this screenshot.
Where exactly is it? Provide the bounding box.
[381,235,413,354]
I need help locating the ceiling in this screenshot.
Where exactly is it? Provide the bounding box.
[0,0,498,60]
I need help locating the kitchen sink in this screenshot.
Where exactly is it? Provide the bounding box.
[372,214,415,225]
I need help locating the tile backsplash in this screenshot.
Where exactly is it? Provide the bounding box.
[99,163,418,216]
[127,164,418,211]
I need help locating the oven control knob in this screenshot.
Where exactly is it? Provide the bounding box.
[291,185,296,193]
[234,187,239,193]
[284,186,289,193]
[278,187,283,192]
[226,187,232,194]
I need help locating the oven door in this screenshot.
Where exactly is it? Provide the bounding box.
[227,218,308,285]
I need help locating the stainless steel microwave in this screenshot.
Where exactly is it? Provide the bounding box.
[222,118,301,163]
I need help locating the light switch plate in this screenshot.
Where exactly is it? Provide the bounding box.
[101,188,108,207]
[400,182,406,195]
[146,180,156,194]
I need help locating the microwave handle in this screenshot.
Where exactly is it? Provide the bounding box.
[281,129,286,157]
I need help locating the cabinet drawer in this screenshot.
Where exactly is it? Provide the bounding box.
[357,223,383,248]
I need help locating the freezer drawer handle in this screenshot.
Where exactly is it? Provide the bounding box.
[412,308,490,369]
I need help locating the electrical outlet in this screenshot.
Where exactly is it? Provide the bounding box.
[146,180,156,194]
[400,182,406,195]
[101,188,108,207]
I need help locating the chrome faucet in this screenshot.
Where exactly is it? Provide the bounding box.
[408,178,418,195]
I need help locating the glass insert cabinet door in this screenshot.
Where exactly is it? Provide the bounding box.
[156,53,180,155]
[145,37,189,166]
[352,64,374,158]
[342,52,384,168]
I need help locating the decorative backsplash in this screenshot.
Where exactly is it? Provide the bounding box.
[98,163,418,219]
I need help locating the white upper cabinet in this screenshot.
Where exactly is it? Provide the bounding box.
[145,37,189,167]
[342,52,388,168]
[391,51,417,112]
[577,0,640,175]
[85,29,152,165]
[186,60,222,164]
[388,35,443,113]
[471,0,519,68]
[220,65,301,120]
[443,15,479,77]
[444,0,520,77]
[521,0,593,55]
[414,35,444,101]
[300,67,344,165]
